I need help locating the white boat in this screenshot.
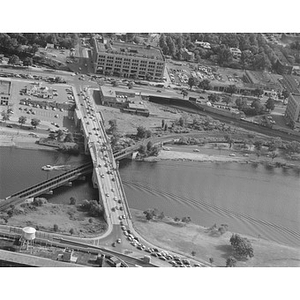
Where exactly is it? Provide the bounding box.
[42,164,54,171]
[42,165,70,171]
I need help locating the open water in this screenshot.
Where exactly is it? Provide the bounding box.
[0,147,299,247]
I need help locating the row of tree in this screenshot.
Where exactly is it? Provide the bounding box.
[0,33,79,59]
[158,33,300,72]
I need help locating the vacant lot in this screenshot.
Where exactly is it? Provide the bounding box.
[92,90,182,135]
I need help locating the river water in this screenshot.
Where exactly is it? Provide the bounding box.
[0,147,299,247]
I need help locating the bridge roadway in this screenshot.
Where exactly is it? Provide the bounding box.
[73,86,212,267]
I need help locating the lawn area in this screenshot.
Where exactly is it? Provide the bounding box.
[131,209,300,267]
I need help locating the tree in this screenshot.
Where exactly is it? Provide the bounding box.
[56,129,64,141]
[69,197,77,205]
[188,77,198,90]
[8,54,20,65]
[161,119,165,128]
[226,256,237,267]
[208,93,219,103]
[182,89,188,98]
[191,251,196,256]
[282,89,290,99]
[227,84,237,95]
[182,216,191,223]
[218,224,228,235]
[18,115,27,127]
[198,79,211,91]
[222,96,232,105]
[108,119,117,135]
[31,118,40,128]
[149,145,159,156]
[69,228,74,235]
[1,111,10,123]
[164,123,168,131]
[23,57,33,66]
[235,98,248,110]
[174,217,181,222]
[146,141,153,152]
[230,233,254,258]
[48,132,56,139]
[251,99,265,114]
[89,200,104,217]
[143,209,155,221]
[64,132,74,143]
[224,134,234,148]
[157,211,165,220]
[110,133,120,150]
[265,98,275,111]
[136,126,146,139]
[209,257,214,265]
[270,151,277,161]
[285,141,300,154]
[53,224,59,232]
[145,130,152,138]
[253,88,264,98]
[254,140,263,151]
[138,144,146,155]
[178,117,185,127]
[268,137,282,152]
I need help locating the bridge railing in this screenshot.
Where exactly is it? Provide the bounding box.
[6,163,92,200]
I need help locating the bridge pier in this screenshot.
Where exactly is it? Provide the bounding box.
[92,170,98,189]
[44,190,53,195]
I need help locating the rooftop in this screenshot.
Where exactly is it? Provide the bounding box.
[0,79,11,95]
[94,38,164,61]
[100,86,136,98]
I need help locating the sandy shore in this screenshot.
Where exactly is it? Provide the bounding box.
[145,150,248,163]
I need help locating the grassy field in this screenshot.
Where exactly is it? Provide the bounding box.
[131,209,300,267]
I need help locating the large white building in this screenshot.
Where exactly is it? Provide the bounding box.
[92,36,165,81]
[285,93,300,130]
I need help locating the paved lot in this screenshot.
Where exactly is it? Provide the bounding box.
[2,79,76,130]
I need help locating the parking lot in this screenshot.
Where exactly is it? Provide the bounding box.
[3,79,75,130]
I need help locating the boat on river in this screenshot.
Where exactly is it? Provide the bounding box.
[41,164,70,171]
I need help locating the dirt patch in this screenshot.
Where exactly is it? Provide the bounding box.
[131,209,300,267]
[0,202,107,238]
[99,100,181,135]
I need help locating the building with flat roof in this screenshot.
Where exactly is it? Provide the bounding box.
[92,36,165,81]
[285,93,300,130]
[0,79,11,106]
[99,86,149,116]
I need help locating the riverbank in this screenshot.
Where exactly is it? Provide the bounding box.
[0,128,56,152]
[130,209,300,267]
[143,143,300,170]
